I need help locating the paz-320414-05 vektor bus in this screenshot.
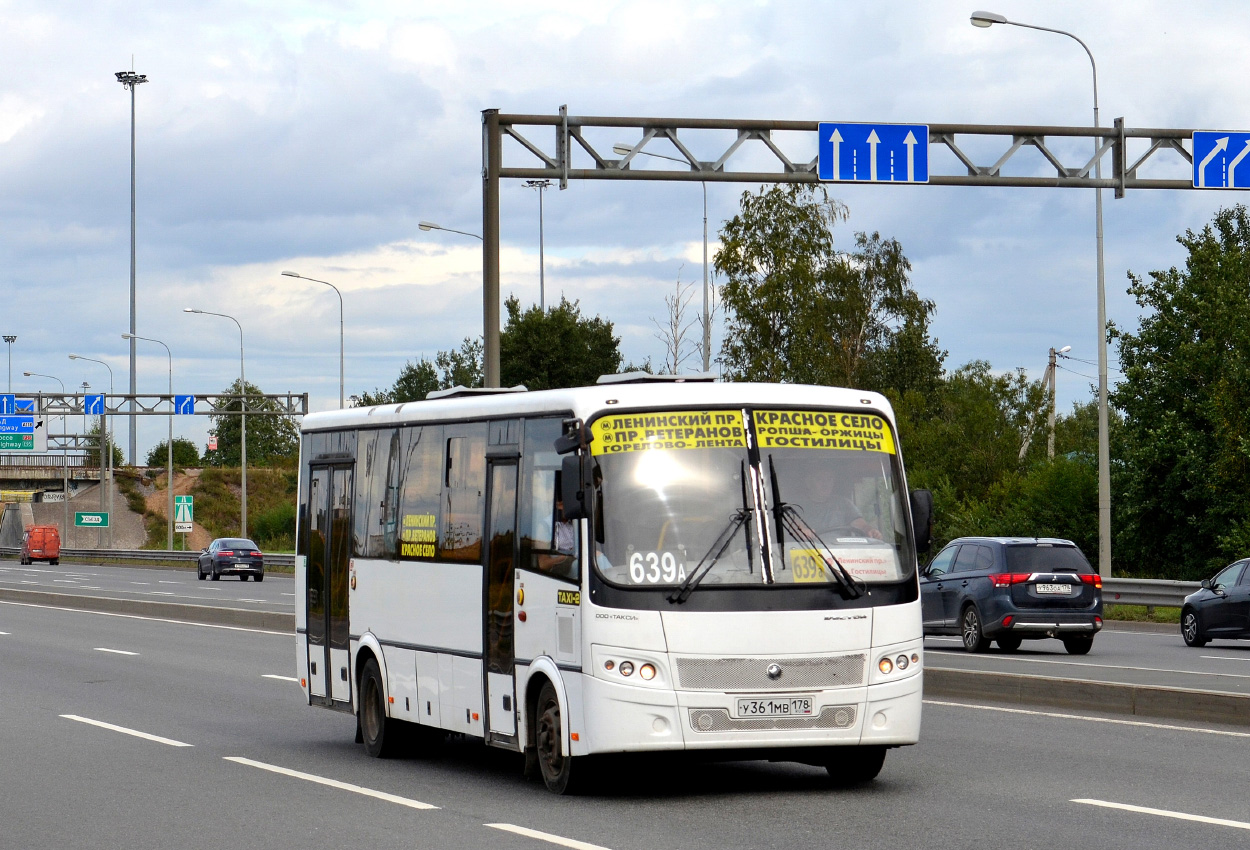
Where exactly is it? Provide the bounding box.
[295,374,933,794]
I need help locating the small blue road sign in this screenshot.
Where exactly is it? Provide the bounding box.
[1193,131,1250,188]
[14,398,33,412]
[0,394,13,415]
[84,394,105,416]
[819,122,929,183]
[174,394,195,415]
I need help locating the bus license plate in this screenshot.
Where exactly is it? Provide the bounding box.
[735,697,813,718]
[1036,583,1072,594]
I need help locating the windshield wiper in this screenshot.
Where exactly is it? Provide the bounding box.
[668,509,752,604]
[777,504,865,598]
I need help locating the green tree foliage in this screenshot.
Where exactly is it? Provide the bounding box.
[1112,204,1250,578]
[714,184,944,393]
[500,296,622,390]
[356,359,440,405]
[84,420,123,468]
[204,378,299,467]
[145,437,202,468]
[438,337,484,389]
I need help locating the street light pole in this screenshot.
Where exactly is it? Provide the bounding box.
[185,308,247,537]
[3,336,15,391]
[612,145,713,372]
[1045,345,1072,460]
[24,370,69,535]
[972,10,1112,578]
[115,69,147,467]
[69,354,114,548]
[280,271,345,408]
[123,333,174,548]
[523,180,552,310]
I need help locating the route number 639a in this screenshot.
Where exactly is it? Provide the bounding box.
[629,551,687,584]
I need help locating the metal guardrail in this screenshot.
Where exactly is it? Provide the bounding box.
[1102,577,1200,608]
[0,546,295,568]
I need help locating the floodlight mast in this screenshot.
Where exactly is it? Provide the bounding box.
[115,69,147,466]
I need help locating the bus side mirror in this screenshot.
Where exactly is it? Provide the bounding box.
[561,454,592,520]
[910,489,933,555]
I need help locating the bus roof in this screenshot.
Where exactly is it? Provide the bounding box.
[301,381,895,434]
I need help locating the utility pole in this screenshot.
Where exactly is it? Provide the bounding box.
[524,179,552,310]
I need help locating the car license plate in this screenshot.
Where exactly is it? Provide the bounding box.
[1036,583,1072,594]
[735,697,813,718]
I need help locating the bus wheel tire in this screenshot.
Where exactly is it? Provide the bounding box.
[536,681,578,794]
[825,746,886,786]
[360,658,398,758]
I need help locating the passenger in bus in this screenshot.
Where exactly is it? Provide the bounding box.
[537,496,577,579]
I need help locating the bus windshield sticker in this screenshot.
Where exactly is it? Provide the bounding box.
[752,410,896,454]
[557,589,580,606]
[400,513,437,558]
[788,546,901,582]
[590,410,746,456]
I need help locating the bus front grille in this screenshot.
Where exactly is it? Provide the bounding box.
[687,705,857,733]
[674,655,866,690]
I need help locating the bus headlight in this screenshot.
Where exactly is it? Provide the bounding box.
[879,657,893,674]
[619,661,635,677]
[639,663,656,680]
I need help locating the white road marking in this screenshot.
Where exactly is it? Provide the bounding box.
[0,599,289,635]
[149,591,175,596]
[239,598,266,603]
[281,592,295,597]
[263,674,300,682]
[1072,798,1250,831]
[926,699,1250,738]
[1200,655,1250,662]
[158,580,180,584]
[60,714,192,747]
[224,757,438,810]
[20,580,38,584]
[930,653,1250,681]
[77,586,101,590]
[53,580,80,584]
[130,582,151,585]
[94,647,139,656]
[0,630,9,635]
[487,824,613,850]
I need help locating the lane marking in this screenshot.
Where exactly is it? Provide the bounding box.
[263,674,300,682]
[1072,798,1250,831]
[1200,655,1250,662]
[61,714,192,747]
[239,598,267,603]
[130,582,151,586]
[53,580,81,584]
[95,647,139,656]
[0,599,289,635]
[486,824,612,850]
[158,581,180,584]
[224,757,438,810]
[0,630,9,635]
[281,592,295,597]
[930,653,1250,681]
[925,699,1250,738]
[78,586,101,590]
[149,591,175,596]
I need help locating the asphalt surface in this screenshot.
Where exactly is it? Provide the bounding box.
[925,630,1250,697]
[3,599,1249,849]
[0,560,294,613]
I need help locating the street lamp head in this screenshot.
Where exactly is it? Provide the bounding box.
[68,354,80,360]
[524,179,551,189]
[183,308,201,314]
[121,333,133,340]
[1059,345,1072,354]
[970,10,1008,27]
[612,144,634,156]
[115,71,148,87]
[22,371,32,376]
[281,270,301,278]
[418,221,439,231]
[2,335,15,343]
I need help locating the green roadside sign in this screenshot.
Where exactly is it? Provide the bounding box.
[0,433,35,450]
[74,512,109,528]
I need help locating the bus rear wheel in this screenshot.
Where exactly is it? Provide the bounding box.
[359,657,399,758]
[825,745,886,786]
[535,681,580,794]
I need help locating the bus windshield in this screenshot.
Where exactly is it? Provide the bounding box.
[589,407,911,590]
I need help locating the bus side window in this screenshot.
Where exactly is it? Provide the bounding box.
[520,417,578,581]
[441,425,486,562]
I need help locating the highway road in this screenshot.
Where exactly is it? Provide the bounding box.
[0,560,294,613]
[2,597,1249,848]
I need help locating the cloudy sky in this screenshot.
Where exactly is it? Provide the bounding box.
[2,0,1248,461]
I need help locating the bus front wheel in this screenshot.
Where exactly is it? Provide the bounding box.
[359,657,399,758]
[535,681,579,794]
[825,745,886,786]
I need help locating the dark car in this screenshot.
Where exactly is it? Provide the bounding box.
[1181,559,1250,647]
[920,537,1102,654]
[197,538,265,581]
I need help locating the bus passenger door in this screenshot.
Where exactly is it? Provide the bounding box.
[484,460,519,742]
[306,463,354,709]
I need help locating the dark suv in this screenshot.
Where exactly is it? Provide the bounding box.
[920,537,1102,654]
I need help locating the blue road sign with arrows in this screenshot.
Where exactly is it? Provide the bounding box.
[174,395,195,415]
[84,394,105,416]
[1193,131,1250,188]
[818,122,929,184]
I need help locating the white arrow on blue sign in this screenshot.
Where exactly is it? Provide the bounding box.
[84,394,105,416]
[1193,131,1250,188]
[174,395,195,415]
[0,395,13,415]
[819,122,929,184]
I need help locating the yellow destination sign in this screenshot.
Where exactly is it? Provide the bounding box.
[753,410,895,454]
[591,410,746,455]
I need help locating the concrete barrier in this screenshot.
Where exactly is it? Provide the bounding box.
[926,666,1250,728]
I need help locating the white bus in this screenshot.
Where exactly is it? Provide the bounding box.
[295,376,932,793]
